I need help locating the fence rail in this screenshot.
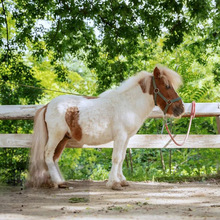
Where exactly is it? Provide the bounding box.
[0,103,220,149]
[0,103,220,120]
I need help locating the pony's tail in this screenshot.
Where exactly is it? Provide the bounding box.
[27,105,52,187]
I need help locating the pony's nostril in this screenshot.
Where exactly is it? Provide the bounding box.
[173,105,184,117]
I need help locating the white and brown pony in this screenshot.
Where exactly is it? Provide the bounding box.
[28,66,184,190]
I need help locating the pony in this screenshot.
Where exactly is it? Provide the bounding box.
[28,66,184,190]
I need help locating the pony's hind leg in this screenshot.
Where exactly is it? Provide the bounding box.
[53,135,69,187]
[45,131,67,187]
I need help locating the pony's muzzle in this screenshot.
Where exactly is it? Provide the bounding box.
[173,103,185,117]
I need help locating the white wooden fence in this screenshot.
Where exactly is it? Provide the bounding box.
[0,103,220,149]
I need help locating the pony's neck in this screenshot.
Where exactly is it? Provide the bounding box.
[120,82,155,120]
[100,72,155,119]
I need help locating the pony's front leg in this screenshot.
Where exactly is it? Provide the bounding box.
[54,160,65,182]
[107,134,128,190]
[117,142,130,187]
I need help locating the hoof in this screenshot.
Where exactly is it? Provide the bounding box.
[58,182,68,188]
[112,182,123,190]
[120,180,129,187]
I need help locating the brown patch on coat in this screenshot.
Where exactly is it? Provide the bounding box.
[139,77,154,94]
[149,76,154,95]
[65,107,82,141]
[53,135,69,161]
[138,78,147,93]
[83,96,98,99]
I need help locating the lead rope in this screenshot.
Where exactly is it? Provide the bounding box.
[164,101,196,146]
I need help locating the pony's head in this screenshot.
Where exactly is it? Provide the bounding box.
[150,66,184,117]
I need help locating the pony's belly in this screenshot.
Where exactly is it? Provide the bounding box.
[80,132,113,146]
[78,114,113,145]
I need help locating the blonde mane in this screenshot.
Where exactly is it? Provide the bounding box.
[100,65,182,98]
[100,71,152,97]
[157,66,182,90]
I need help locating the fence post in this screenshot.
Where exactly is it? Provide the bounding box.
[216,116,220,134]
[216,116,220,174]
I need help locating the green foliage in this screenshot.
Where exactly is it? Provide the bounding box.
[213,63,220,86]
[0,54,43,185]
[0,54,43,104]
[0,148,29,185]
[1,0,219,91]
[59,149,112,180]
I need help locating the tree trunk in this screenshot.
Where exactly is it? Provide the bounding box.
[169,149,172,175]
[128,148,133,174]
[125,152,129,169]
[160,149,166,173]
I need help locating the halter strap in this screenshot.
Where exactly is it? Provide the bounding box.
[152,76,181,115]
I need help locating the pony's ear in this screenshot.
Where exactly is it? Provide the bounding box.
[153,67,161,78]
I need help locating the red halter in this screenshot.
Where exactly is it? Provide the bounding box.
[152,76,182,115]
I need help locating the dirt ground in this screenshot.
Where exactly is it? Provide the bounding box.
[0,180,220,220]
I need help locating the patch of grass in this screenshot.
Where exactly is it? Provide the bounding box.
[107,205,129,212]
[69,197,89,203]
[135,202,148,207]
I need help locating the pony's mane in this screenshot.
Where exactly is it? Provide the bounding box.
[99,66,182,98]
[100,71,152,97]
[157,66,182,90]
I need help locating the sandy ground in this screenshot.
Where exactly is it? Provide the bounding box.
[0,180,220,220]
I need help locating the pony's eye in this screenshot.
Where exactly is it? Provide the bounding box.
[166,85,171,89]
